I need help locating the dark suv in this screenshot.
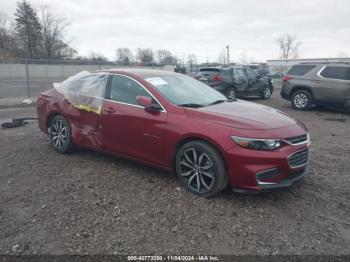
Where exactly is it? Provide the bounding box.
[281,63,350,110]
[195,66,273,99]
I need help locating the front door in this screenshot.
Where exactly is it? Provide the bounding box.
[101,74,167,165]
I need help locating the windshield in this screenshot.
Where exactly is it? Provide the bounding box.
[145,75,226,106]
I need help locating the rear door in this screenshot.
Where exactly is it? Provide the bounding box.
[101,74,168,165]
[55,73,108,149]
[316,66,350,104]
[245,68,262,94]
[232,67,248,92]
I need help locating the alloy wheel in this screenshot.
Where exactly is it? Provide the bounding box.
[294,93,308,109]
[179,148,215,193]
[49,119,68,149]
[264,87,271,98]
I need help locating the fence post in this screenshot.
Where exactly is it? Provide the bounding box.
[25,59,30,98]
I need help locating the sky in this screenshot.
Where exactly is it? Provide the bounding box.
[1,0,350,63]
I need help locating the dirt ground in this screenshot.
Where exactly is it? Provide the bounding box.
[0,89,349,255]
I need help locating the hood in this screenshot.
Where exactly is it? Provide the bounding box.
[185,100,299,130]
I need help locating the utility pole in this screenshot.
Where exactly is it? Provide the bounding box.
[226,45,230,66]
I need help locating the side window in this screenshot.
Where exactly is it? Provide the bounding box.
[223,69,232,77]
[288,65,315,76]
[109,75,151,105]
[320,66,349,80]
[246,68,257,79]
[57,72,107,97]
[347,68,350,80]
[233,68,247,78]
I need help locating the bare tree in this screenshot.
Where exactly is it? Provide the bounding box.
[217,49,226,65]
[39,6,69,59]
[156,49,174,65]
[116,47,133,65]
[238,52,248,64]
[136,48,153,64]
[0,12,19,58]
[276,34,301,60]
[187,53,197,73]
[337,51,349,58]
[88,52,107,61]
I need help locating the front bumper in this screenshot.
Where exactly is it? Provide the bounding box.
[225,144,310,192]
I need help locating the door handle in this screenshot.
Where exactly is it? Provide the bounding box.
[313,80,320,84]
[104,107,116,113]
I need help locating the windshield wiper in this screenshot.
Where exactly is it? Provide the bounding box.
[208,98,236,106]
[177,103,205,108]
[208,99,226,106]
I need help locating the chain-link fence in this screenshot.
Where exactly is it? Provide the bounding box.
[0,59,170,102]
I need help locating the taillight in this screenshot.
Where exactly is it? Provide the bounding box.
[212,74,223,81]
[282,75,293,81]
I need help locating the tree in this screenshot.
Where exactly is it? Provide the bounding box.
[15,0,42,59]
[187,54,197,73]
[39,6,70,59]
[217,49,227,65]
[276,34,301,60]
[0,12,20,58]
[88,52,107,61]
[136,48,153,64]
[116,47,133,65]
[337,51,349,58]
[238,52,248,64]
[156,49,174,65]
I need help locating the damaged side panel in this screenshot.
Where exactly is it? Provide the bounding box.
[53,71,109,149]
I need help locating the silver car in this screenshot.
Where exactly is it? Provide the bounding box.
[280,63,350,110]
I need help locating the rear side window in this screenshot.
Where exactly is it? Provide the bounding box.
[58,72,107,97]
[223,69,232,77]
[288,65,315,76]
[320,66,350,80]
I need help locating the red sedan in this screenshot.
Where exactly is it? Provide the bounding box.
[37,69,310,197]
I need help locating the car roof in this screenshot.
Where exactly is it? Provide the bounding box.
[297,62,350,67]
[98,68,179,77]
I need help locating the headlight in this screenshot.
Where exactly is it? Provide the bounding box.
[231,136,281,151]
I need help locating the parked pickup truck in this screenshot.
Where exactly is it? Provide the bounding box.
[195,66,273,100]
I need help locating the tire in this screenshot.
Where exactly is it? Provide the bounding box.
[291,90,313,110]
[48,115,74,154]
[225,88,236,99]
[175,140,229,197]
[261,86,272,99]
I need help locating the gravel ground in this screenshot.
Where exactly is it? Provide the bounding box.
[0,90,349,256]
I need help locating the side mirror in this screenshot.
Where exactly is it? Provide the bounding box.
[136,96,161,111]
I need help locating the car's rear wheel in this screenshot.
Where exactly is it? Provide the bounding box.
[291,90,313,110]
[48,115,74,154]
[261,86,272,99]
[226,88,236,99]
[175,140,228,197]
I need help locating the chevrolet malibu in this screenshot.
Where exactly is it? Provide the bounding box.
[37,69,310,197]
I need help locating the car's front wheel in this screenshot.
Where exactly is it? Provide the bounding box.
[48,115,74,154]
[291,90,313,110]
[175,141,228,197]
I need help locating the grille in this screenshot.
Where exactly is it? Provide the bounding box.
[285,134,308,145]
[288,149,309,168]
